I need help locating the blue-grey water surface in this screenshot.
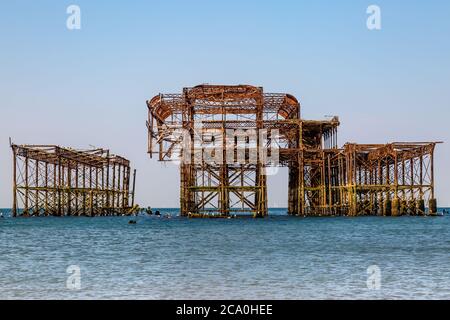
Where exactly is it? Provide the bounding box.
[1,208,449,300]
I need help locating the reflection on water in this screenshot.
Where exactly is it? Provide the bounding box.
[1,208,449,300]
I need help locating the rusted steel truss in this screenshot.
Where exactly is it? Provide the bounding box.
[147,84,440,217]
[11,144,138,217]
[299,142,438,216]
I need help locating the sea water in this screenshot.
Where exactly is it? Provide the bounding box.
[1,208,449,300]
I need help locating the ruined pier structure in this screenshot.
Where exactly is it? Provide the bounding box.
[146,84,439,217]
[11,144,137,217]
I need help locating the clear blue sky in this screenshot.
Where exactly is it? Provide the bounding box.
[1,0,449,207]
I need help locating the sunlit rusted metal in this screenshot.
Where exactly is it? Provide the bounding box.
[147,84,440,217]
[11,144,138,217]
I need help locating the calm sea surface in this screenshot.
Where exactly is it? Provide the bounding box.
[1,208,449,300]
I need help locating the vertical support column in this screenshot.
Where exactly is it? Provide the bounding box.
[384,159,391,216]
[321,153,326,215]
[410,158,415,215]
[106,152,110,214]
[298,121,305,216]
[254,91,267,218]
[67,163,72,216]
[378,160,383,215]
[24,156,29,215]
[111,162,116,213]
[220,165,229,216]
[148,107,153,157]
[34,160,39,215]
[190,166,196,214]
[339,155,344,214]
[288,165,298,215]
[53,163,57,216]
[430,147,435,200]
[95,167,99,215]
[220,103,230,217]
[327,154,332,215]
[369,162,375,213]
[61,157,65,216]
[45,163,49,216]
[400,157,406,215]
[75,165,79,216]
[82,165,86,216]
[298,152,305,216]
[116,164,121,210]
[417,153,425,215]
[392,151,400,216]
[58,155,62,216]
[180,165,186,216]
[180,89,194,217]
[89,166,93,217]
[419,154,424,200]
[122,166,130,208]
[429,146,437,214]
[101,165,105,215]
[349,149,357,216]
[131,169,137,208]
[255,165,267,218]
[12,146,17,217]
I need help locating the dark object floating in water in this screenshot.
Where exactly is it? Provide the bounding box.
[128,220,137,224]
[146,207,153,215]
[155,211,161,216]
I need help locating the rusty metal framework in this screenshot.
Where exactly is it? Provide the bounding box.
[300,142,437,216]
[11,144,138,217]
[147,84,439,217]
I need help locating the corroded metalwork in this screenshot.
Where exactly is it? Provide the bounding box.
[11,144,138,217]
[147,84,439,217]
